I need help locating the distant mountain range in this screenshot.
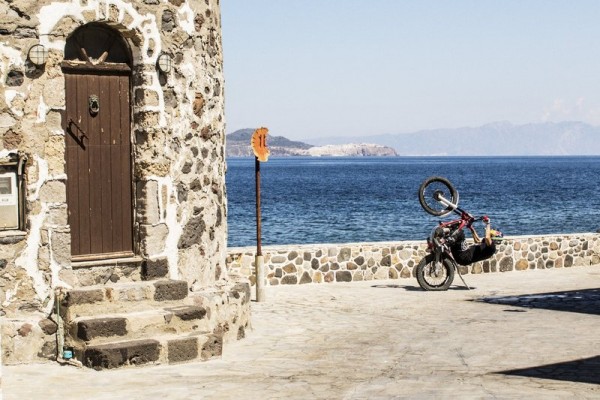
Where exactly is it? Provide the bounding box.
[304,121,600,156]
[226,129,397,157]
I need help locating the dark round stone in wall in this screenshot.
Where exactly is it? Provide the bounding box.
[178,216,206,249]
[299,272,312,284]
[162,10,175,32]
[38,319,58,335]
[335,271,352,282]
[164,88,178,108]
[281,275,297,285]
[216,207,222,227]
[193,94,205,117]
[181,161,193,174]
[195,14,205,31]
[177,182,188,203]
[6,70,24,86]
[15,27,36,38]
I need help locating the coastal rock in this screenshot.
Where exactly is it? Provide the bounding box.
[226,129,397,157]
[307,143,397,157]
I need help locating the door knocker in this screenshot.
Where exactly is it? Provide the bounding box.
[89,95,100,115]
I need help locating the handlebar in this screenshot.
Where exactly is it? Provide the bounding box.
[464,214,490,227]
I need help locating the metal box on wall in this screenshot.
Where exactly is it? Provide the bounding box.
[0,171,19,229]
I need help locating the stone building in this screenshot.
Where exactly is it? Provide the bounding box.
[0,0,250,368]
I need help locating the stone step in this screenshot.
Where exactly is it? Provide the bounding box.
[71,306,210,344]
[81,332,223,370]
[62,280,190,319]
[69,258,170,287]
[56,280,251,370]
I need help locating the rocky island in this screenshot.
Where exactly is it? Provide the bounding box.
[306,143,397,157]
[226,129,398,157]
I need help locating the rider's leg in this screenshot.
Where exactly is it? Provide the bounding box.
[484,223,492,246]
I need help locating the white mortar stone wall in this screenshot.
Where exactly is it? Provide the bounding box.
[0,0,247,365]
[227,234,600,286]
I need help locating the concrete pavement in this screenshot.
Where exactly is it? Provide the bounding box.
[3,266,600,399]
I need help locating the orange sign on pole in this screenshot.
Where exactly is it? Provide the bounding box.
[251,127,270,162]
[251,127,269,302]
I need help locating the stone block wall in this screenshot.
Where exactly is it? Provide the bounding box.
[0,0,229,318]
[227,234,600,286]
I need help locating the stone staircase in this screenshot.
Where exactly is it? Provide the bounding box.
[59,260,251,370]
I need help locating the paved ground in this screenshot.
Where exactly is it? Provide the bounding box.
[3,266,600,399]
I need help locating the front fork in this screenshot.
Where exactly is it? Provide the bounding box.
[433,248,445,277]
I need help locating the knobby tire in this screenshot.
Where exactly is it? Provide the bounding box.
[416,254,455,291]
[418,176,459,217]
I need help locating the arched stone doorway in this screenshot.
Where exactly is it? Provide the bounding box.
[62,23,134,261]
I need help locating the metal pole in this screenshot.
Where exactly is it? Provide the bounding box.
[255,156,265,302]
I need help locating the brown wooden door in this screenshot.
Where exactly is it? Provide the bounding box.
[64,68,133,260]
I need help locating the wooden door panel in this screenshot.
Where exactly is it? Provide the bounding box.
[109,76,124,252]
[118,75,133,251]
[75,74,91,256]
[65,70,133,259]
[88,74,104,255]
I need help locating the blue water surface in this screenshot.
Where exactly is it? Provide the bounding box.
[225,156,600,247]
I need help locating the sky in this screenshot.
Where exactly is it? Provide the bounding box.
[221,1,600,141]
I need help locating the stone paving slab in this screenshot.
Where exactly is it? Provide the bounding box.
[3,266,600,399]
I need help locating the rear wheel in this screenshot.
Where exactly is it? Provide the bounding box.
[416,254,455,291]
[418,176,459,216]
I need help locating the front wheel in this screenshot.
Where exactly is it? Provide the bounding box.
[418,176,459,216]
[416,254,456,291]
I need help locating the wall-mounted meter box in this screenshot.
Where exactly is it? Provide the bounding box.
[0,171,19,229]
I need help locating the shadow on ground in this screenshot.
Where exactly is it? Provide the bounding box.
[482,289,600,385]
[475,288,600,316]
[497,356,600,385]
[372,284,473,291]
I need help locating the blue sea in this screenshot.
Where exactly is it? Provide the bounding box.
[225,156,600,248]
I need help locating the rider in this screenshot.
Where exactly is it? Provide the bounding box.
[447,220,503,266]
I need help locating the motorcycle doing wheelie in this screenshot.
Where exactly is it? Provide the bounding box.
[415,176,502,291]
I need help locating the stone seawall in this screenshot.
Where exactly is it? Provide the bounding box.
[226,234,600,286]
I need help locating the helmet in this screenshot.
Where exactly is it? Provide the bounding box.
[490,229,503,244]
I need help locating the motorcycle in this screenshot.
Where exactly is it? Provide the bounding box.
[415,176,493,291]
